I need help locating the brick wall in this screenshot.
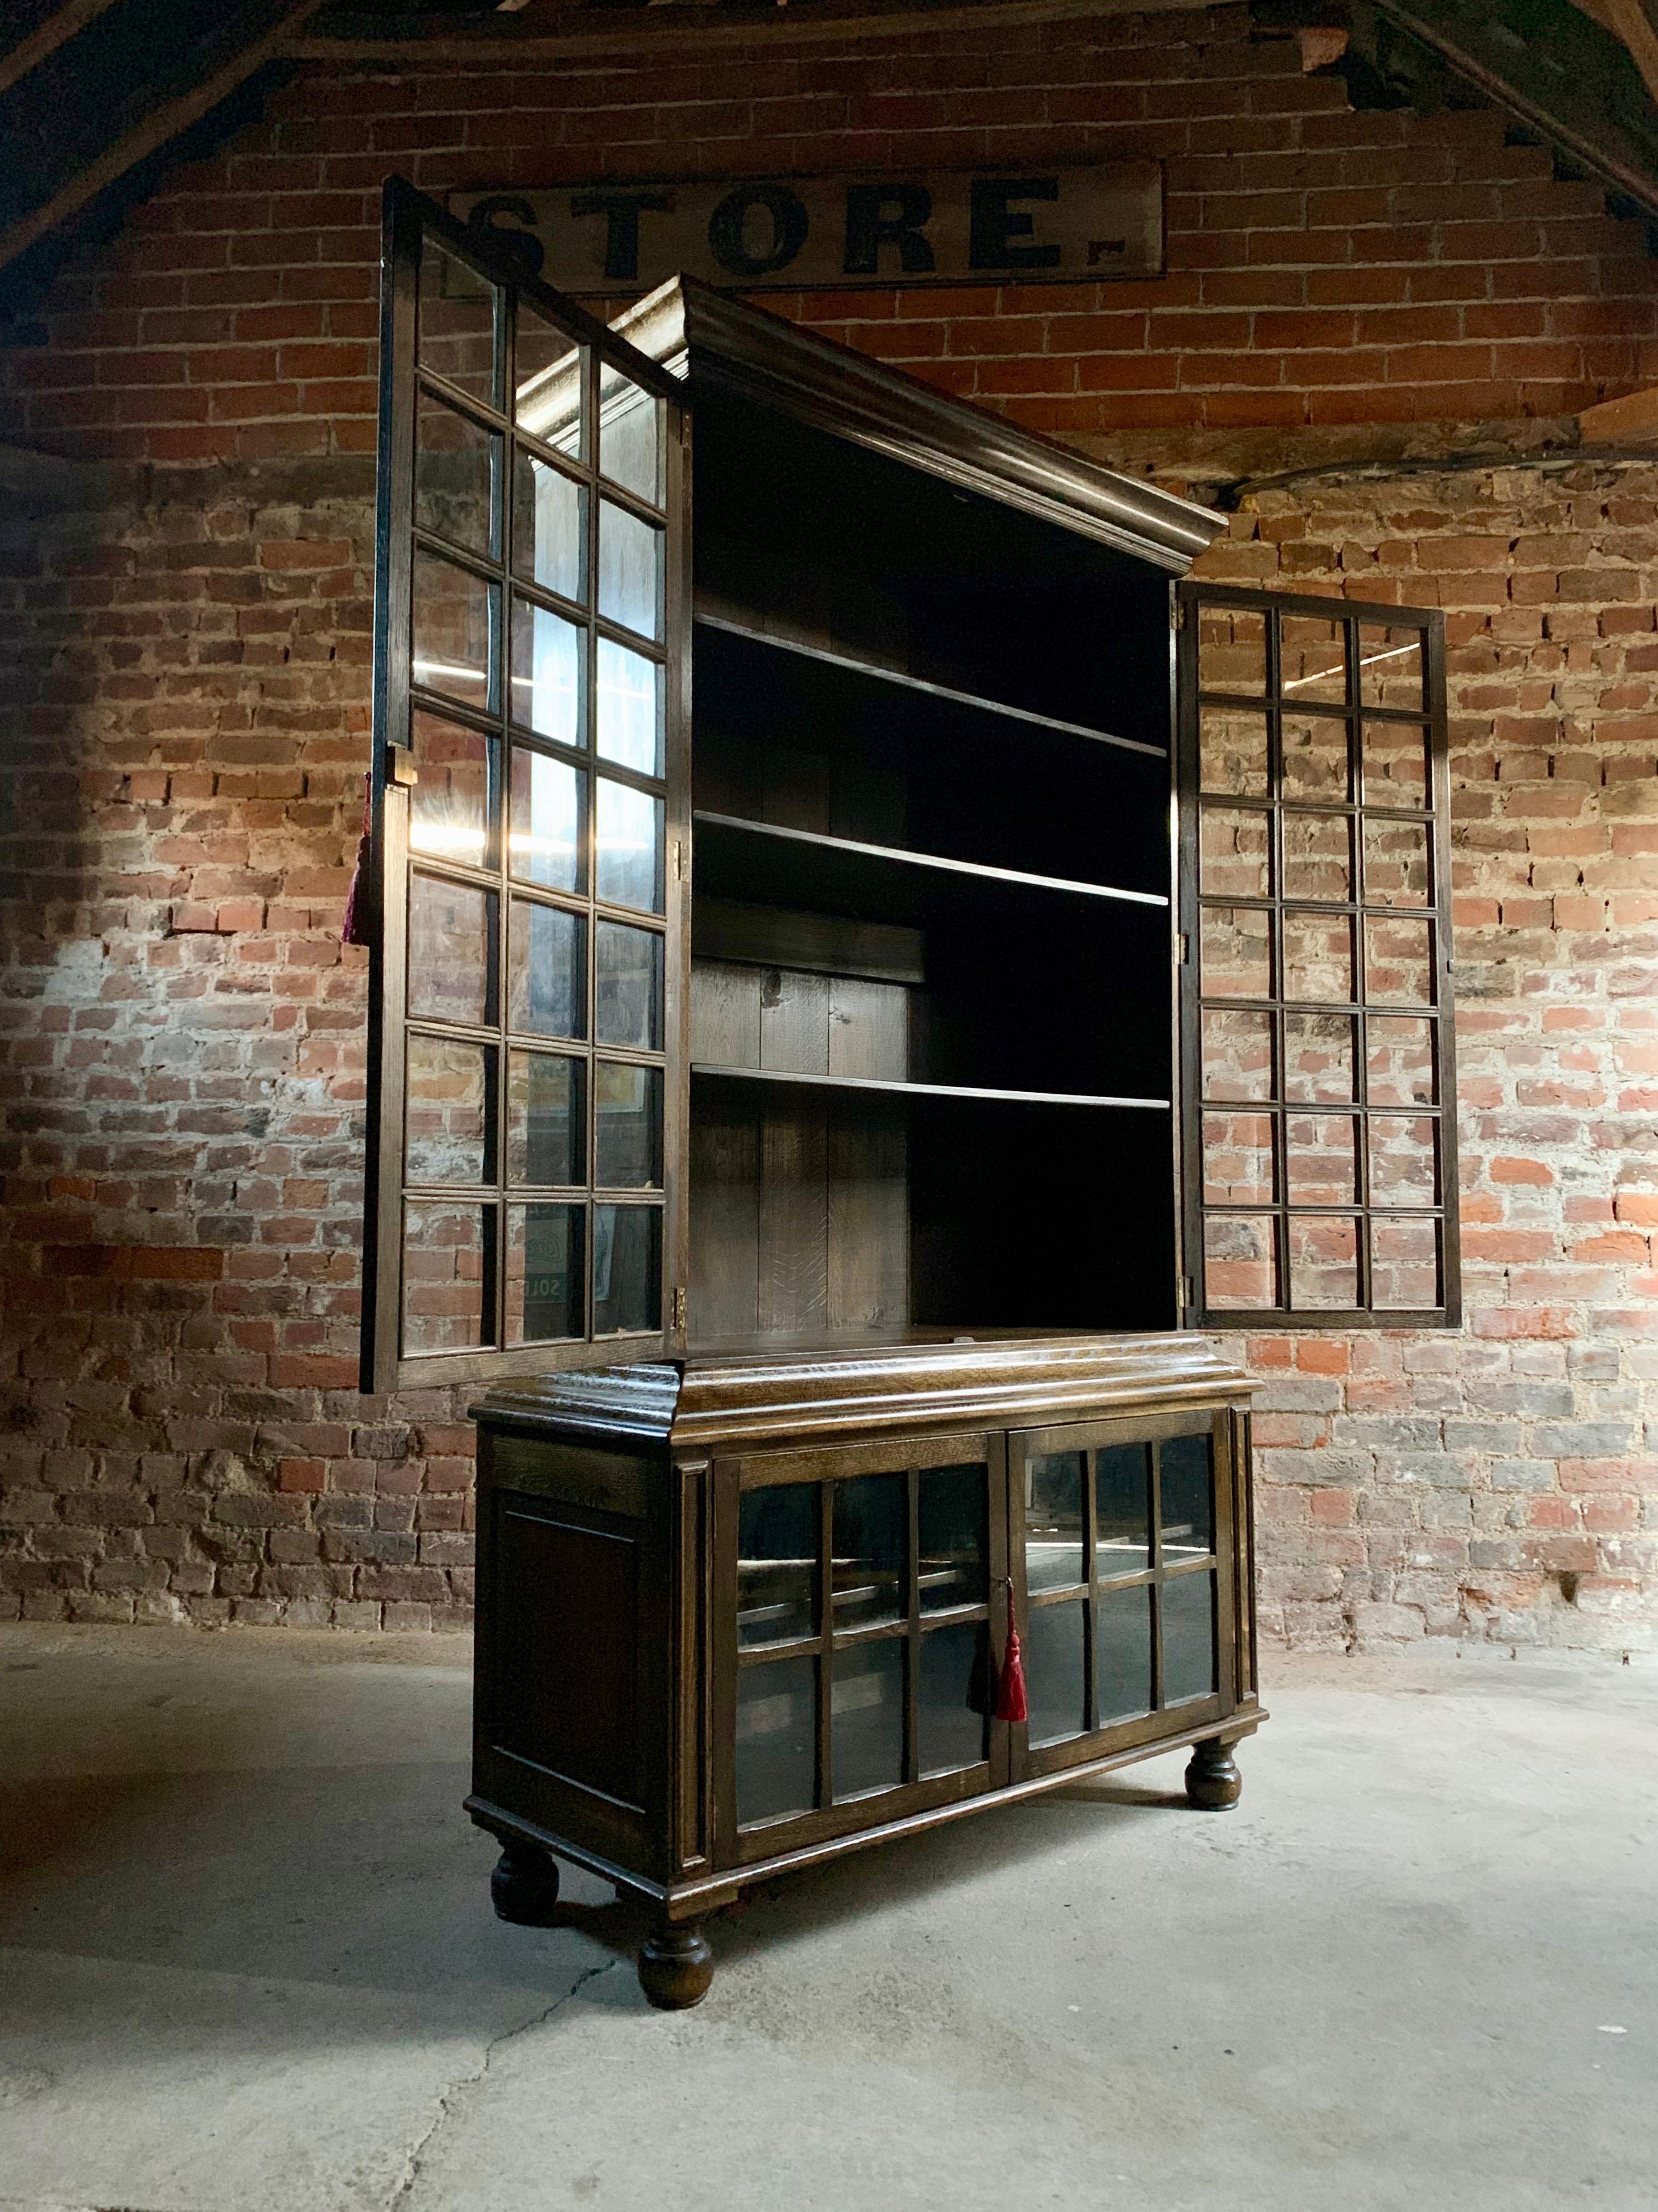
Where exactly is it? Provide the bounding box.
[2,5,1657,1645]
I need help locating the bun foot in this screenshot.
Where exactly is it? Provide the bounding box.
[1185,1737,1242,1811]
[638,1919,713,2010]
[490,1840,562,1925]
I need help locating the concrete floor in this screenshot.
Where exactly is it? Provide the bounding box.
[0,1629,1652,2212]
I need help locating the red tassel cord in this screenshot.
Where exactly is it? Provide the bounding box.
[994,1587,1028,1725]
[341,772,373,947]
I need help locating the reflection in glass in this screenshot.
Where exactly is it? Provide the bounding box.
[417,238,498,404]
[1288,1214,1360,1310]
[1199,808,1270,901]
[408,873,494,1028]
[917,1463,987,1612]
[410,711,489,867]
[1203,1212,1277,1309]
[415,391,498,559]
[1286,1113,1358,1206]
[738,1483,817,1647]
[917,1622,989,1774]
[1371,1215,1440,1308]
[595,920,663,1049]
[402,1199,491,1354]
[1281,714,1350,802]
[1201,1008,1274,1102]
[405,1035,493,1185]
[510,596,581,749]
[1284,1012,1355,1103]
[506,1051,582,1186]
[505,1202,584,1343]
[1162,1571,1217,1704]
[512,450,585,604]
[599,366,661,504]
[509,747,584,892]
[596,637,663,777]
[1095,1444,1151,1576]
[1364,915,1434,1006]
[1369,1113,1438,1206]
[509,899,585,1039]
[1359,623,1426,712]
[515,310,584,453]
[593,1203,661,1332]
[1363,817,1430,906]
[1198,606,1266,698]
[1282,910,1355,1005]
[1025,1452,1085,1594]
[1159,1435,1214,1561]
[1201,906,1271,1000]
[594,1061,662,1189]
[1362,722,1430,810]
[598,500,663,641]
[1366,1016,1435,1106]
[736,1656,815,1827]
[413,549,495,712]
[831,1641,904,1802]
[1097,1584,1154,1723]
[596,777,663,914]
[1282,812,1351,904]
[1201,1110,1275,1207]
[1198,706,1269,797]
[831,1473,905,1628]
[1280,614,1347,704]
[1025,1601,1087,1746]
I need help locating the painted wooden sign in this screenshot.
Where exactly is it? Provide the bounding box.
[449,163,1163,295]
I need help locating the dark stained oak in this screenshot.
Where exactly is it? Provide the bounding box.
[490,1840,563,1924]
[638,1918,715,2009]
[1184,1736,1244,1810]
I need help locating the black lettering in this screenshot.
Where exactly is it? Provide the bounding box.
[843,182,935,276]
[464,195,545,283]
[570,190,675,283]
[968,176,1061,271]
[707,183,809,278]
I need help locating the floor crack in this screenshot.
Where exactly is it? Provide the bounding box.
[385,1957,620,2210]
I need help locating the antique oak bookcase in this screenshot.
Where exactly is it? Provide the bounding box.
[362,181,1456,2007]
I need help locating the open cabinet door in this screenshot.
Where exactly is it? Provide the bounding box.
[361,179,692,1394]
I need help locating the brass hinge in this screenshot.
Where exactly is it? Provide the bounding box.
[671,1286,687,1330]
[1180,1275,1195,1308]
[1175,932,1190,963]
[1173,597,1188,633]
[673,839,685,882]
[387,743,418,788]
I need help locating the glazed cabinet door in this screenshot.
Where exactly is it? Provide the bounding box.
[712,1433,1008,1867]
[1006,1407,1241,1780]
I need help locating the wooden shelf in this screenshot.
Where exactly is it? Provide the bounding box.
[693,810,1169,910]
[692,1063,1170,1110]
[695,611,1166,760]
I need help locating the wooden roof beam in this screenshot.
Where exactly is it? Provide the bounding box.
[0,0,125,100]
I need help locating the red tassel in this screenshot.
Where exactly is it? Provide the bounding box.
[995,1617,1028,1725]
[341,772,373,947]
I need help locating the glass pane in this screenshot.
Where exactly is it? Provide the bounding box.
[596,778,664,915]
[515,308,584,455]
[1200,906,1271,1000]
[1024,1450,1085,1595]
[1288,1214,1360,1310]
[1161,1572,1217,1704]
[510,595,582,749]
[1282,812,1351,904]
[593,1202,661,1332]
[736,1656,815,1827]
[509,747,584,894]
[1281,713,1349,803]
[405,1034,493,1185]
[1282,911,1355,1004]
[505,1202,584,1343]
[831,1472,905,1629]
[599,364,661,504]
[594,1060,662,1189]
[1369,1113,1438,1206]
[1199,808,1270,901]
[1286,1112,1358,1205]
[1363,816,1431,906]
[1198,706,1268,796]
[917,1463,987,1613]
[738,1483,818,1648]
[1366,1014,1436,1105]
[1372,1215,1441,1308]
[1203,1213,1277,1309]
[1365,915,1434,1005]
[1362,722,1430,810]
[402,1199,491,1355]
[512,450,585,604]
[1202,1110,1276,1206]
[1284,1011,1355,1103]
[417,238,498,405]
[1201,1008,1274,1102]
[1360,623,1426,712]
[506,1050,584,1186]
[1096,1584,1154,1724]
[415,390,499,560]
[594,920,663,1049]
[409,711,490,868]
[412,549,496,713]
[917,1621,990,1775]
[408,872,494,1028]
[1095,1444,1150,1578]
[509,897,585,1039]
[1159,1434,1215,1560]
[598,499,663,641]
[1198,604,1265,696]
[596,636,663,777]
[1024,1601,1087,1747]
[831,1640,904,1803]
[1280,612,1347,704]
